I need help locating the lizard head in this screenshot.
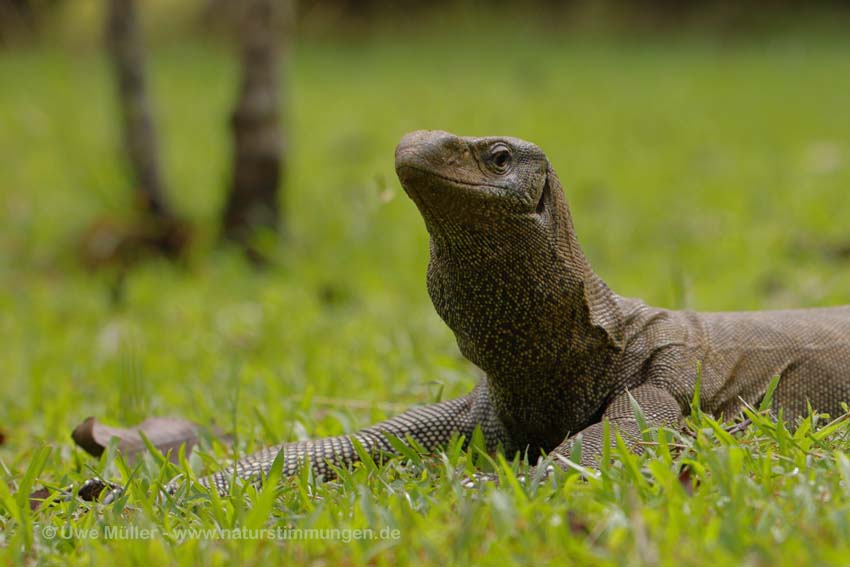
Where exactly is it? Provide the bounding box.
[394,130,622,382]
[395,130,577,283]
[395,130,551,226]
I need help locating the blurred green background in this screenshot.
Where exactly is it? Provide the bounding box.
[0,0,850,440]
[2,1,850,565]
[3,0,850,437]
[1,0,850,506]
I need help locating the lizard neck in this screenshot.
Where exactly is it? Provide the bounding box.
[424,170,624,448]
[429,228,621,367]
[426,168,623,378]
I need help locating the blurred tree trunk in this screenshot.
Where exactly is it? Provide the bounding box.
[104,0,189,263]
[0,0,63,43]
[107,0,171,222]
[221,0,289,263]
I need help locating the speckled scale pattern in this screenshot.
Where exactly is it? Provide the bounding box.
[199,381,510,494]
[194,131,850,492]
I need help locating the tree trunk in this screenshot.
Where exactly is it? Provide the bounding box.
[106,0,173,220]
[89,0,189,276]
[102,0,190,264]
[221,0,288,262]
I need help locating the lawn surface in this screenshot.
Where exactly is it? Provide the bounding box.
[2,19,850,566]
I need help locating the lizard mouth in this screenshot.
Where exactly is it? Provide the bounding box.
[396,165,527,212]
[397,165,503,194]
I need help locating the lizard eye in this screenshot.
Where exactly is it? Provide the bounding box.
[488,144,512,174]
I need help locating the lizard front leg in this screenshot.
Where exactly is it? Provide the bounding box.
[549,384,684,469]
[189,380,509,495]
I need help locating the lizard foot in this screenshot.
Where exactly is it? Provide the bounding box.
[460,471,534,489]
[78,478,124,504]
[460,471,500,489]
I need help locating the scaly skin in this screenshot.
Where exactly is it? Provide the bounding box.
[192,130,850,494]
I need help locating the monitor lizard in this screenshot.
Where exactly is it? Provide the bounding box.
[90,130,850,498]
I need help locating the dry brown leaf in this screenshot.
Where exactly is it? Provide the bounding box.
[678,465,696,496]
[71,416,210,463]
[29,487,52,510]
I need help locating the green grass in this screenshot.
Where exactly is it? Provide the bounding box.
[2,22,850,566]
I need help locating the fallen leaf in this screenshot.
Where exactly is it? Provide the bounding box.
[29,487,51,510]
[566,510,591,535]
[678,465,696,496]
[71,416,211,464]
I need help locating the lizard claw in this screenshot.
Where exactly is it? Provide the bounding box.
[461,471,499,489]
[461,464,558,490]
[460,471,531,489]
[78,478,124,504]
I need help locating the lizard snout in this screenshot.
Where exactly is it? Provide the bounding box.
[395,130,468,175]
